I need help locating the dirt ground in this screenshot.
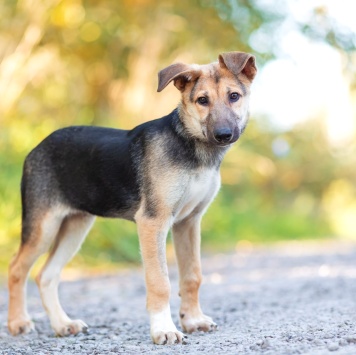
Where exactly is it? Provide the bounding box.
[1,240,356,354]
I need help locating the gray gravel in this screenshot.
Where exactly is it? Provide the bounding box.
[1,241,356,354]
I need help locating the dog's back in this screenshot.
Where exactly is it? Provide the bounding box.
[22,114,172,221]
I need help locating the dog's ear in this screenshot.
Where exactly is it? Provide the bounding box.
[157,63,201,92]
[218,52,257,82]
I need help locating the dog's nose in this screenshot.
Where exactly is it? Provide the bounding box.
[213,128,233,143]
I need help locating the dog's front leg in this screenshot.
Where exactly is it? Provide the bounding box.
[172,216,217,333]
[136,212,184,345]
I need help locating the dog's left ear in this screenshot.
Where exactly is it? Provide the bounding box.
[218,52,257,82]
[157,63,201,92]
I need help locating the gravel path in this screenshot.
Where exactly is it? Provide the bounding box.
[1,241,356,354]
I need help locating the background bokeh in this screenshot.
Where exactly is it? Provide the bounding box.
[0,0,355,273]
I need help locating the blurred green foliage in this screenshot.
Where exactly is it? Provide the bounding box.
[0,0,355,273]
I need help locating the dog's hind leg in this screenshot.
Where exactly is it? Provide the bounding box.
[8,210,63,335]
[172,216,217,333]
[36,213,95,336]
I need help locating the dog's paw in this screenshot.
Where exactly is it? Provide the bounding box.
[150,306,186,345]
[151,328,186,345]
[8,317,35,336]
[180,312,217,334]
[54,319,89,336]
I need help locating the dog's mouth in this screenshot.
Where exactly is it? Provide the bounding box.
[215,137,239,147]
[206,136,238,147]
[215,141,233,147]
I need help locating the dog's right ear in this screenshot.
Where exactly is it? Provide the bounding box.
[157,63,201,92]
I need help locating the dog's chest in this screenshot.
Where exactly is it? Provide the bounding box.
[174,169,220,222]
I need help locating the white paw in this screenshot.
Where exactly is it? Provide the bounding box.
[151,328,186,345]
[150,306,186,345]
[180,312,217,333]
[8,317,35,336]
[53,319,88,336]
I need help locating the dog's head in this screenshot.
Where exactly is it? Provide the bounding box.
[157,52,257,146]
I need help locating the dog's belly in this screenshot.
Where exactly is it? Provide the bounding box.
[173,170,220,223]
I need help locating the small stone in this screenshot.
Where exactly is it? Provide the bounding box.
[314,339,324,346]
[339,339,348,346]
[346,336,356,344]
[261,339,270,349]
[327,342,339,351]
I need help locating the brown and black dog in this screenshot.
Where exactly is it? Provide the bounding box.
[8,51,257,345]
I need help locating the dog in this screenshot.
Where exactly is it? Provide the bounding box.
[8,51,257,345]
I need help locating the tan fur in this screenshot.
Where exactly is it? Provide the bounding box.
[36,213,95,336]
[178,64,251,142]
[8,52,256,345]
[136,146,221,342]
[173,217,216,333]
[8,205,86,336]
[8,210,63,335]
[136,208,171,312]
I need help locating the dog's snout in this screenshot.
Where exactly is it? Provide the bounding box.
[213,128,233,144]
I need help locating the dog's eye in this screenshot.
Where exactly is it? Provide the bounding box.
[197,97,209,106]
[229,92,240,102]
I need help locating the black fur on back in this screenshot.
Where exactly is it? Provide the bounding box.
[21,109,226,223]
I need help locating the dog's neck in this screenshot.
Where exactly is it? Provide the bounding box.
[172,107,229,168]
